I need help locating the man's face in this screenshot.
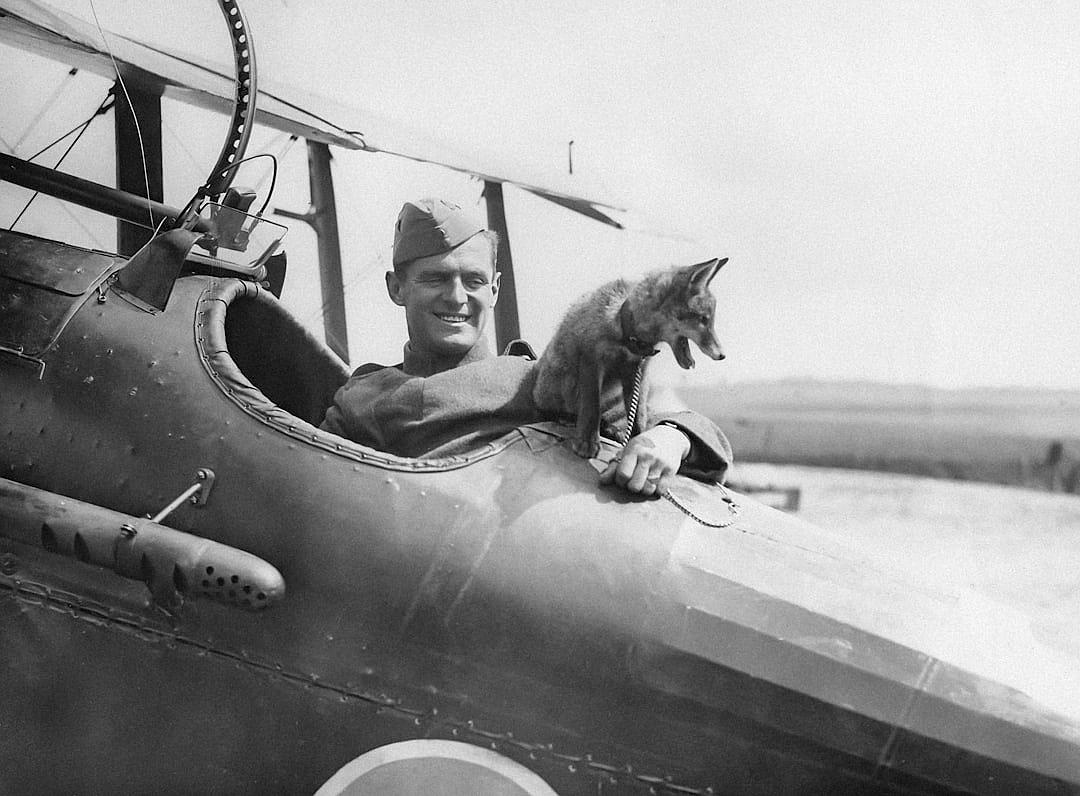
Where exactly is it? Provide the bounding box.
[386,234,500,359]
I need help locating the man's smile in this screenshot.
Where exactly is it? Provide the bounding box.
[435,313,471,323]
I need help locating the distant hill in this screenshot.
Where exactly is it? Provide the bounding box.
[680,380,1080,492]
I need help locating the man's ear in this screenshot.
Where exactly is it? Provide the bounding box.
[385,270,406,306]
[490,270,501,307]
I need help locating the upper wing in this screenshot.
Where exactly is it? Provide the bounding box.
[0,0,625,227]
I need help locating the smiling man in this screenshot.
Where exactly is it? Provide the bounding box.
[384,200,502,376]
[320,198,732,494]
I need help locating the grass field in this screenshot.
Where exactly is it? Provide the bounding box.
[681,381,1080,716]
[731,462,1080,665]
[682,380,1080,492]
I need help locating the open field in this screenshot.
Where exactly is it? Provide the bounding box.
[702,384,1080,712]
[731,463,1080,664]
[683,380,1080,492]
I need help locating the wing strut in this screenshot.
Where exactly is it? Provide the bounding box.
[483,180,520,351]
[113,75,163,256]
[0,151,210,234]
[274,140,349,363]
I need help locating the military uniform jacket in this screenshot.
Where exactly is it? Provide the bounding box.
[320,344,733,484]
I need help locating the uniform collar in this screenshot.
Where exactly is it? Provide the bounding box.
[401,340,493,377]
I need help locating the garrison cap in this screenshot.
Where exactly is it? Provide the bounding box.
[392,198,485,267]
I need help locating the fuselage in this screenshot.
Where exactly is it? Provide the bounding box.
[2,229,1079,794]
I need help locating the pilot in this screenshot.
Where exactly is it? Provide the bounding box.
[319,198,732,495]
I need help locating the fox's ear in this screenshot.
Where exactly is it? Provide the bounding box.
[688,257,728,289]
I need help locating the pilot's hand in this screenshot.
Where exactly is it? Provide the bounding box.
[599,423,690,496]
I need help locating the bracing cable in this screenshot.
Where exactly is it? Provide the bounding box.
[87,0,154,229]
[10,92,116,230]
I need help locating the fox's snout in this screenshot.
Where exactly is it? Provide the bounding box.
[672,331,725,370]
[698,333,725,361]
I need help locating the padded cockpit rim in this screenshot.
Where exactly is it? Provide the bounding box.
[195,278,528,472]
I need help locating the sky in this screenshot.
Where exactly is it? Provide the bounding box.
[2,0,1079,389]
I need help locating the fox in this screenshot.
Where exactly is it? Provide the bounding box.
[532,257,728,458]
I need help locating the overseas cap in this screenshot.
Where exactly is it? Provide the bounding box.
[392,198,485,267]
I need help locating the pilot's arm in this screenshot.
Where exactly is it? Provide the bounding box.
[600,384,732,496]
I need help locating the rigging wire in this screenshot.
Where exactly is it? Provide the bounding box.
[162,127,295,222]
[10,92,115,231]
[206,152,280,217]
[302,254,384,330]
[234,153,278,217]
[299,193,488,332]
[87,0,154,229]
[26,93,116,162]
[11,67,79,154]
[251,134,299,200]
[161,117,212,179]
[301,192,487,334]
[124,38,364,151]
[54,201,113,251]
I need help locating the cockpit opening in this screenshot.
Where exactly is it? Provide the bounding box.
[220,281,349,427]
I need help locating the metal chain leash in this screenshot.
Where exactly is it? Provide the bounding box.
[619,356,650,447]
[621,357,739,529]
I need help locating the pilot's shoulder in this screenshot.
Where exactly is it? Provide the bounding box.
[501,339,537,360]
[350,362,402,379]
[336,362,409,396]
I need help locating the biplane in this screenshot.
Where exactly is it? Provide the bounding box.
[2,1,1079,793]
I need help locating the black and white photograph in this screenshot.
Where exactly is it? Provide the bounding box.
[2,1,1078,793]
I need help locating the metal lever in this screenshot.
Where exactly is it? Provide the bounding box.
[148,469,216,524]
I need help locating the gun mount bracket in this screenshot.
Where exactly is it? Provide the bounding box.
[192,468,216,506]
[0,344,45,379]
[147,468,216,525]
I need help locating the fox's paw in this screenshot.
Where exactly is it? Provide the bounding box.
[571,436,601,459]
